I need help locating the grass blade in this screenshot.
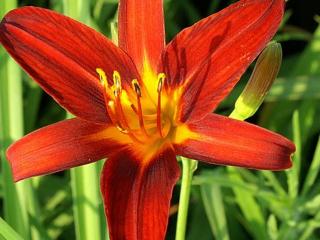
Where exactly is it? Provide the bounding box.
[302,137,320,194]
[287,110,301,199]
[267,76,320,101]
[200,172,230,240]
[0,1,34,238]
[62,0,107,239]
[0,217,24,240]
[70,165,105,240]
[227,167,268,240]
[261,171,286,197]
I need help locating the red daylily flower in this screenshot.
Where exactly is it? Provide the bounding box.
[0,0,295,239]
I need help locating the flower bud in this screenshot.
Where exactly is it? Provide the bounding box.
[230,41,282,120]
[110,21,118,45]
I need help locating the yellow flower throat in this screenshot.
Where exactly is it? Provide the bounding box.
[96,68,178,145]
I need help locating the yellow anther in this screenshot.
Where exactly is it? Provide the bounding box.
[132,79,142,97]
[116,125,128,133]
[113,71,122,96]
[157,73,166,93]
[113,71,121,88]
[96,68,108,86]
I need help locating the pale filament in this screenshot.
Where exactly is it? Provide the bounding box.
[132,79,150,138]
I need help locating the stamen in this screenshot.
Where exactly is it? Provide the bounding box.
[114,92,128,129]
[157,73,166,137]
[111,70,128,129]
[132,79,142,97]
[114,96,144,143]
[157,73,165,92]
[96,69,145,144]
[132,79,149,137]
[113,71,122,97]
[96,68,108,86]
[96,68,117,126]
[111,74,143,143]
[107,100,122,128]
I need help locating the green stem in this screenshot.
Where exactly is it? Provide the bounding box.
[70,165,105,240]
[175,157,198,240]
[0,2,37,239]
[1,2,56,239]
[62,1,106,239]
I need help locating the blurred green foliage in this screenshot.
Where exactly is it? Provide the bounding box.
[1,0,320,239]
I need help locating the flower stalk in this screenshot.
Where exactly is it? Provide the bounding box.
[175,157,198,240]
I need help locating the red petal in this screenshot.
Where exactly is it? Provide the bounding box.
[119,0,165,73]
[101,147,180,240]
[7,118,130,181]
[160,0,284,122]
[0,7,139,124]
[174,114,295,170]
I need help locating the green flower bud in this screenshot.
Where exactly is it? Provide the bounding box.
[230,41,282,121]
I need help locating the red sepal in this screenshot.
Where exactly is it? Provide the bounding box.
[174,114,295,170]
[100,147,180,240]
[161,0,284,122]
[119,0,165,73]
[7,118,125,181]
[0,7,139,124]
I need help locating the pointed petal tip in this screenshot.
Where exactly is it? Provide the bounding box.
[269,153,293,171]
[174,114,296,171]
[162,0,285,122]
[0,6,139,124]
[1,6,31,25]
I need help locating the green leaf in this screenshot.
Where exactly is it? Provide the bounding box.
[187,188,214,240]
[70,164,106,240]
[286,110,302,199]
[267,214,278,240]
[302,137,320,194]
[261,171,286,197]
[291,24,320,76]
[303,194,320,214]
[0,1,39,239]
[267,76,320,101]
[200,173,230,240]
[62,1,108,239]
[0,218,24,240]
[227,167,268,240]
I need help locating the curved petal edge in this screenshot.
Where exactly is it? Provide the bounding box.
[7,118,129,181]
[100,146,180,240]
[174,114,295,170]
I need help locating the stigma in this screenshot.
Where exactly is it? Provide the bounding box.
[96,68,169,144]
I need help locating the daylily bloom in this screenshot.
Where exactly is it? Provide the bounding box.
[0,0,295,239]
